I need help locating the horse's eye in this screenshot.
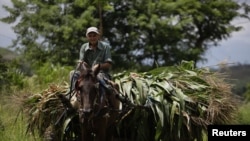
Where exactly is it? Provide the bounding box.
[76,85,82,92]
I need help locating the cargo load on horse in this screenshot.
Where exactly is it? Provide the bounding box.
[21,61,239,141]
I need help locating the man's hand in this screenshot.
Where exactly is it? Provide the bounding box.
[93,63,101,70]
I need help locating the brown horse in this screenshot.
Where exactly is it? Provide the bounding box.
[73,64,120,141]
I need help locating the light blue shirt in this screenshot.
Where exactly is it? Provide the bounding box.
[79,41,113,73]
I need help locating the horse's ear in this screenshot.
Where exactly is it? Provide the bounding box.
[78,61,89,74]
[92,63,101,76]
[82,62,90,69]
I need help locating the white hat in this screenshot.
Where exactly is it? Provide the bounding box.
[86,27,100,36]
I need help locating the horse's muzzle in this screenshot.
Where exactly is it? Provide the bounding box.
[83,108,92,113]
[79,108,92,115]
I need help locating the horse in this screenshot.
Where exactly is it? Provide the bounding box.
[71,63,120,141]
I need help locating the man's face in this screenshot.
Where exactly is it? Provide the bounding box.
[87,32,99,45]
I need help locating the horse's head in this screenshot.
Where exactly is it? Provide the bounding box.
[75,64,101,114]
[71,63,120,141]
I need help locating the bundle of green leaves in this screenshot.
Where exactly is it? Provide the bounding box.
[113,61,238,141]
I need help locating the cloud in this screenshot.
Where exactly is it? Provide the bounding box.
[198,21,250,68]
[0,0,14,46]
[0,0,12,17]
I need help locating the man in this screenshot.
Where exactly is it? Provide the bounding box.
[69,26,119,109]
[70,26,113,86]
[80,26,113,80]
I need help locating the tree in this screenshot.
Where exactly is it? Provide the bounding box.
[105,0,250,68]
[1,0,106,67]
[1,0,250,70]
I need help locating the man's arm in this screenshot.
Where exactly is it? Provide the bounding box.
[100,62,112,70]
[93,62,112,71]
[79,44,87,61]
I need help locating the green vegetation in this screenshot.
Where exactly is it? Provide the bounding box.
[243,83,250,102]
[0,55,72,141]
[0,95,42,141]
[0,56,25,92]
[236,102,250,124]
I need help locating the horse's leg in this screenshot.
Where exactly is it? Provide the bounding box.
[105,121,117,141]
[94,116,109,141]
[80,124,94,141]
[80,123,85,141]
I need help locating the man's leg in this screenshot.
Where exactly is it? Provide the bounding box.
[67,70,80,97]
[97,73,120,109]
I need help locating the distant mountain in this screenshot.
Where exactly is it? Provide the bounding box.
[0,47,18,61]
[218,64,250,96]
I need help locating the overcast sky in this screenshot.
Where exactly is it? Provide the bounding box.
[0,0,249,68]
